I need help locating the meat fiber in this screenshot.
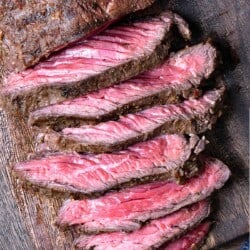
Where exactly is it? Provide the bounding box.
[74,201,211,250]
[0,0,155,73]
[160,221,211,250]
[40,86,224,153]
[1,11,191,115]
[29,42,217,130]
[13,134,204,195]
[56,157,230,233]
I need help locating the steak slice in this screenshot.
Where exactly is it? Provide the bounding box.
[159,221,211,250]
[41,86,224,153]
[74,201,211,250]
[29,42,217,131]
[13,134,205,195]
[56,157,230,233]
[0,0,155,73]
[1,11,190,115]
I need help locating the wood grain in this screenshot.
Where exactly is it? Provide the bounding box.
[0,0,249,249]
[0,108,77,250]
[0,110,35,250]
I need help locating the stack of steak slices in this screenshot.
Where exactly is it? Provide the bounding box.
[1,10,190,115]
[1,5,231,249]
[28,42,217,130]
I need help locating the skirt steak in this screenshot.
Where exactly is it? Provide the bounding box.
[0,0,155,73]
[14,134,204,195]
[74,201,211,250]
[40,86,224,153]
[29,42,217,130]
[1,11,190,115]
[56,157,230,233]
[160,221,211,250]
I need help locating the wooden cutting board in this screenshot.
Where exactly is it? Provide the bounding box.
[0,0,249,249]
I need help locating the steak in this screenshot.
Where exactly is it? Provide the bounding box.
[14,134,205,195]
[56,157,230,233]
[159,221,211,250]
[74,201,211,250]
[41,86,224,153]
[0,0,155,73]
[29,42,217,131]
[1,11,191,115]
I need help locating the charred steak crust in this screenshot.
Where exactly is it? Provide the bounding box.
[1,11,190,115]
[29,86,197,131]
[39,85,225,154]
[74,201,211,250]
[0,0,155,73]
[13,134,205,195]
[55,157,230,233]
[28,42,217,131]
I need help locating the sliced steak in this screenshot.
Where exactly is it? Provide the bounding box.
[41,86,224,153]
[1,11,190,115]
[56,157,230,233]
[29,42,217,130]
[0,0,155,73]
[13,134,204,195]
[160,221,211,250]
[74,201,211,250]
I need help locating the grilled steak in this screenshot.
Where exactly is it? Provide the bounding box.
[74,201,211,250]
[14,134,205,194]
[160,221,211,250]
[1,11,190,115]
[41,86,224,153]
[0,0,155,73]
[29,42,217,130]
[56,157,230,233]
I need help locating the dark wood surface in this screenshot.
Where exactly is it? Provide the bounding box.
[0,0,249,249]
[165,0,250,248]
